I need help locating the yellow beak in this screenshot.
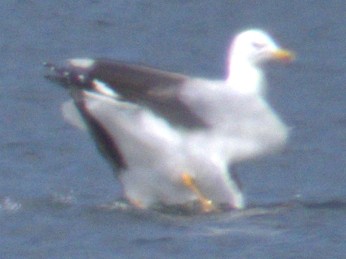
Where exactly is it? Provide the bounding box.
[272,49,295,62]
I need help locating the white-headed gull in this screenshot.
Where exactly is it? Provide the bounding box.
[45,29,294,213]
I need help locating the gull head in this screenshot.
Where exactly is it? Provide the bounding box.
[230,29,294,65]
[227,29,294,95]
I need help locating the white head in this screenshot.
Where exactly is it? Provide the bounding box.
[226,29,294,95]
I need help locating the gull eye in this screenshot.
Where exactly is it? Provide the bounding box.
[251,42,265,49]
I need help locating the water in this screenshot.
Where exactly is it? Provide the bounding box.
[1,1,346,258]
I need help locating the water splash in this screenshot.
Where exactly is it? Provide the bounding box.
[0,197,22,213]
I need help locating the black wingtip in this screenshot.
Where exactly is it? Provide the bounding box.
[43,61,91,90]
[43,61,69,87]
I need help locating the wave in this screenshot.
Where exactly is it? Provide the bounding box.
[2,193,346,218]
[0,197,22,213]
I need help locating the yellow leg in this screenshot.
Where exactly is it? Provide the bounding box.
[127,196,144,209]
[181,173,215,213]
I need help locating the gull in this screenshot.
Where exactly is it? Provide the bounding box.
[44,29,294,213]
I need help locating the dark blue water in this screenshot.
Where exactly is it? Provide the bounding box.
[1,1,346,258]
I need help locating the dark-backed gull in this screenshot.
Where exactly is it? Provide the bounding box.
[44,29,294,213]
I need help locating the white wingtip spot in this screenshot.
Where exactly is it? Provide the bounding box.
[92,79,118,98]
[68,58,95,68]
[78,74,86,82]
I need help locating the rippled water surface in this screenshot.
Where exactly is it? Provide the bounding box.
[1,1,346,258]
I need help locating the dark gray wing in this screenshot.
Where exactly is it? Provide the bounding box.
[69,89,128,171]
[45,59,208,129]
